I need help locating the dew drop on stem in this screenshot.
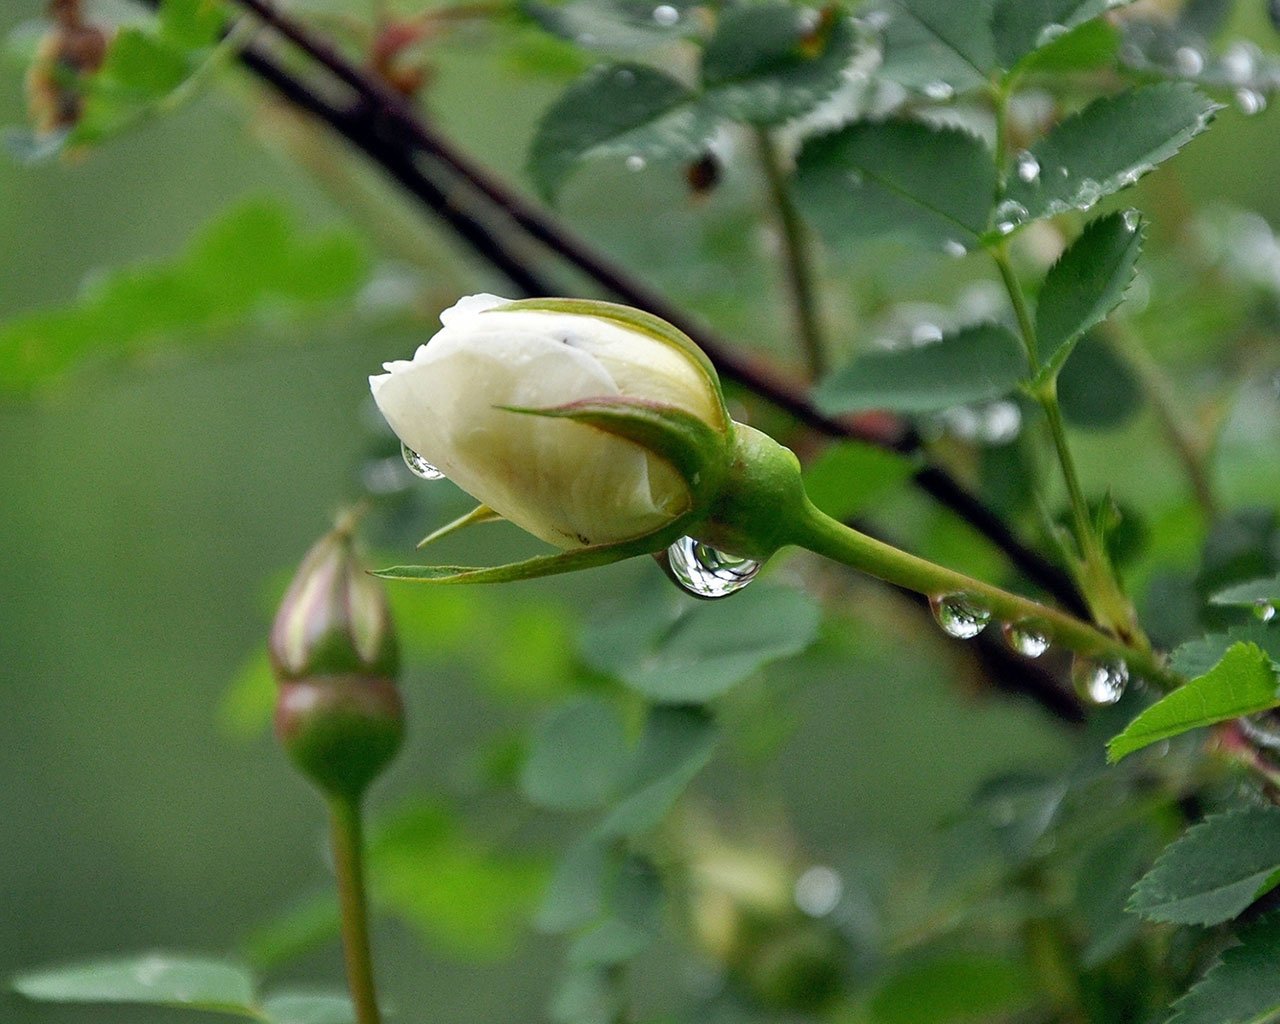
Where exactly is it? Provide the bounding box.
[665,536,760,598]
[929,593,992,639]
[1002,620,1050,658]
[1071,656,1129,705]
[401,441,445,480]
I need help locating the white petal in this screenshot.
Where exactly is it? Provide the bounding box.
[438,293,513,327]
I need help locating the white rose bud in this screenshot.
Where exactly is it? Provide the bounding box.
[370,295,732,550]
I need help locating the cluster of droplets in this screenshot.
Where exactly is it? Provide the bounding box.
[664,536,762,598]
[928,594,1052,663]
[401,442,445,481]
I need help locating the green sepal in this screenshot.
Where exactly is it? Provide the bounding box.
[374,518,695,586]
[498,397,731,506]
[492,297,731,431]
[416,504,503,549]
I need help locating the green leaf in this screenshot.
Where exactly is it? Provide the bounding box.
[527,62,716,200]
[1001,84,1219,224]
[1109,644,1279,762]
[1130,805,1280,925]
[814,324,1025,415]
[1172,625,1280,678]
[700,2,856,125]
[536,839,613,934]
[261,993,356,1024]
[1015,18,1121,73]
[12,955,257,1014]
[595,706,718,837]
[521,697,629,811]
[521,0,695,52]
[370,800,547,958]
[992,0,1134,68]
[869,953,1035,1024]
[885,0,997,79]
[1056,330,1142,430]
[0,199,368,395]
[219,649,276,740]
[1166,913,1280,1024]
[1034,211,1145,375]
[795,120,996,251]
[581,583,821,702]
[1212,574,1280,609]
[1077,822,1160,967]
[802,441,917,520]
[242,894,341,972]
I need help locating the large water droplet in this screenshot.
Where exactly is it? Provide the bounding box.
[1002,620,1050,658]
[922,80,954,101]
[1072,656,1129,705]
[1172,46,1204,77]
[794,866,843,918]
[1015,150,1040,184]
[401,441,445,480]
[1235,89,1267,116]
[930,593,992,639]
[665,536,760,598]
[652,3,680,26]
[1222,42,1257,84]
[1255,599,1277,624]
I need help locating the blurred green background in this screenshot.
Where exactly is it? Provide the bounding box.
[3,1,1280,1021]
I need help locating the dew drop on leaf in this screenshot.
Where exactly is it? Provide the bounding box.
[1071,656,1128,705]
[401,441,445,480]
[929,594,992,639]
[1015,151,1040,184]
[1172,46,1204,77]
[921,80,954,102]
[665,536,760,598]
[625,154,647,172]
[1254,599,1277,624]
[652,3,679,26]
[1235,89,1267,116]
[1001,620,1050,658]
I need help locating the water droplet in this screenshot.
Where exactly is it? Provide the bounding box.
[401,441,445,480]
[1122,208,1141,231]
[652,3,679,26]
[1073,178,1102,209]
[1002,620,1050,658]
[625,154,647,172]
[1015,150,1040,184]
[994,199,1029,232]
[1235,89,1267,116]
[615,68,636,85]
[911,321,943,345]
[665,536,760,598]
[922,80,954,102]
[847,169,865,187]
[980,400,1022,444]
[930,593,992,639]
[942,238,967,258]
[1255,599,1277,623]
[1173,46,1204,77]
[1222,42,1257,84]
[794,866,843,917]
[1072,656,1129,705]
[1036,23,1067,46]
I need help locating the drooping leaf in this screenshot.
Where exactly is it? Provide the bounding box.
[794,120,996,251]
[814,324,1025,415]
[1034,211,1145,375]
[521,697,629,811]
[1171,624,1280,678]
[802,441,917,520]
[1129,805,1280,925]
[595,705,718,837]
[581,582,821,702]
[261,993,356,1024]
[1166,913,1280,1024]
[527,62,716,200]
[1108,643,1278,762]
[869,953,1035,1024]
[12,955,257,1014]
[700,2,856,125]
[0,199,368,395]
[992,0,1135,68]
[1001,84,1220,224]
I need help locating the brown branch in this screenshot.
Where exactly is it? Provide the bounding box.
[224,0,1085,616]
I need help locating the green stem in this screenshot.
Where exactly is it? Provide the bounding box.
[329,796,382,1024]
[786,499,1177,690]
[754,127,827,378]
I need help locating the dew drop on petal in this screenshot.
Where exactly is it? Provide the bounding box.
[401,441,445,480]
[1002,620,1050,658]
[1254,599,1277,623]
[1071,656,1129,705]
[666,536,760,598]
[1015,150,1040,184]
[930,593,992,639]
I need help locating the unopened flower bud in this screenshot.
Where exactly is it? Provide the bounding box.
[270,516,403,801]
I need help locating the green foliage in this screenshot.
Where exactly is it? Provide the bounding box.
[1171,624,1280,677]
[1108,643,1279,762]
[1166,914,1280,1024]
[1130,806,1280,926]
[1075,821,1160,967]
[11,954,350,1023]
[815,324,1025,415]
[521,697,629,811]
[802,441,916,520]
[1212,574,1280,608]
[992,0,1133,68]
[0,198,368,395]
[794,121,995,251]
[868,953,1035,1024]
[1034,211,1145,379]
